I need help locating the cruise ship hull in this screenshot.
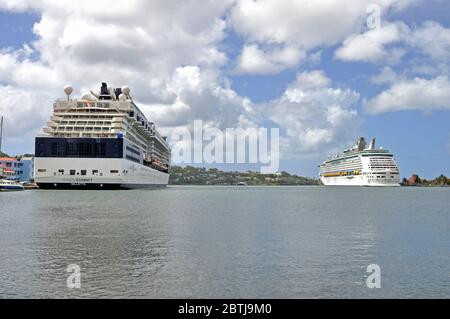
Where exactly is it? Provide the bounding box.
[320,175,400,187]
[34,158,169,189]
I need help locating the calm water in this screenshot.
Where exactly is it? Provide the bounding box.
[0,186,449,298]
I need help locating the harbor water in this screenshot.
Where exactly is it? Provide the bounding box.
[0,186,449,298]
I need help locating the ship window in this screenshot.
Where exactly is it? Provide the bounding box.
[37,169,47,173]
[35,137,123,159]
[70,170,76,175]
[126,155,140,163]
[110,170,119,174]
[126,146,140,155]
[81,170,87,176]
[92,170,98,175]
[58,169,64,174]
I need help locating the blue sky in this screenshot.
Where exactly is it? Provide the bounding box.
[0,1,449,178]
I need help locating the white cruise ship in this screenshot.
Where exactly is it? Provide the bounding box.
[34,83,170,189]
[319,137,400,186]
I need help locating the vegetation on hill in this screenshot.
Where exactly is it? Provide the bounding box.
[0,151,10,157]
[401,174,449,187]
[169,166,320,186]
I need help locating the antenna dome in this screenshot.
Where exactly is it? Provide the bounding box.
[121,86,130,96]
[118,94,127,101]
[81,93,92,101]
[64,85,73,96]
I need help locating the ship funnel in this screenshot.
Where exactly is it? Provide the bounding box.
[99,82,112,100]
[357,137,366,151]
[368,138,376,150]
[64,85,73,100]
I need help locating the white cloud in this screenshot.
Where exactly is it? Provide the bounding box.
[0,86,53,150]
[267,71,360,156]
[335,23,407,63]
[371,66,399,85]
[230,0,419,74]
[0,0,233,88]
[232,0,385,48]
[0,0,258,154]
[142,65,257,130]
[0,0,438,159]
[291,70,331,90]
[407,21,450,61]
[364,76,450,114]
[335,20,450,74]
[403,21,450,77]
[235,44,304,74]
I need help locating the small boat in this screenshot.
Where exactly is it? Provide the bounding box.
[237,181,248,186]
[0,179,24,191]
[22,182,39,190]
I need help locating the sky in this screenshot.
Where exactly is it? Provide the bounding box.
[0,0,449,178]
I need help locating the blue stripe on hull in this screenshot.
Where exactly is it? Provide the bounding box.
[0,186,24,191]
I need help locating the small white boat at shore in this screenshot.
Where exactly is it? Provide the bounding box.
[0,179,24,191]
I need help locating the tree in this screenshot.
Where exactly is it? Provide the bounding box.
[401,177,408,186]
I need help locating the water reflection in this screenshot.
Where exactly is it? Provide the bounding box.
[0,187,449,298]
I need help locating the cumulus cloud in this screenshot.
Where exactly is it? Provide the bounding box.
[404,21,450,77]
[267,71,360,156]
[0,85,54,152]
[230,0,419,74]
[364,76,450,114]
[293,70,331,89]
[1,0,441,161]
[335,23,407,63]
[235,44,305,74]
[336,19,450,115]
[0,0,252,153]
[371,66,399,85]
[232,0,387,48]
[336,20,450,71]
[142,65,257,130]
[407,21,450,61]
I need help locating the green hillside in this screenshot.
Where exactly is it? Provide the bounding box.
[169,166,320,186]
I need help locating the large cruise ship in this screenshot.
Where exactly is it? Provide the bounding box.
[34,83,170,189]
[319,137,400,186]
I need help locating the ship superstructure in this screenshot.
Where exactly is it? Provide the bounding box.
[34,83,170,189]
[319,137,400,186]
